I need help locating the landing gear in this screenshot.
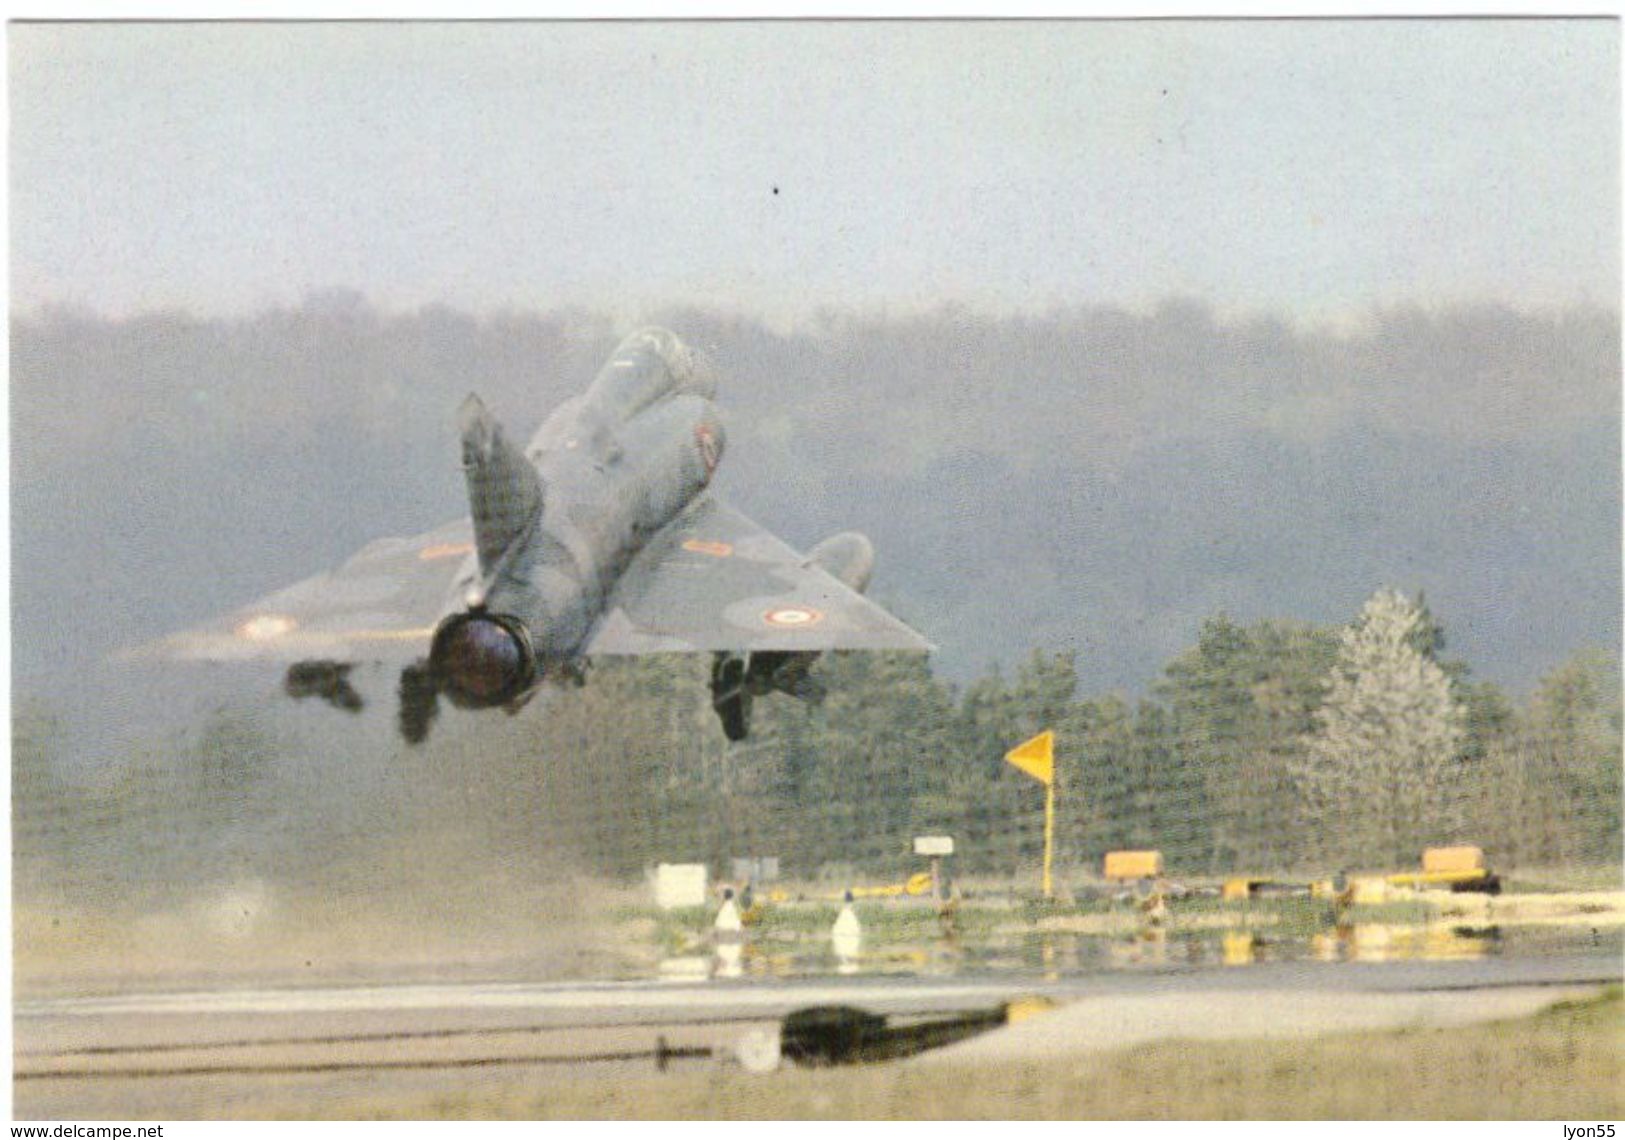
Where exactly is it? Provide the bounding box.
[711,653,753,742]
[556,658,591,688]
[285,659,365,713]
[396,658,440,744]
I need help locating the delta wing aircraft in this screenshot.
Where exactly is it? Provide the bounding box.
[147,329,933,743]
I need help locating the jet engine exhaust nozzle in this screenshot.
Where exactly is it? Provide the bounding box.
[429,611,538,709]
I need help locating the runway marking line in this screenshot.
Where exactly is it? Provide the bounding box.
[16,1047,717,1081]
[15,1012,792,1058]
[17,981,1018,1019]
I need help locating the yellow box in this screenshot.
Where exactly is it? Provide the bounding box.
[1103,850,1164,879]
[1222,877,1255,901]
[1422,846,1485,874]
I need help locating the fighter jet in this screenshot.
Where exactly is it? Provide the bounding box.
[144,328,933,743]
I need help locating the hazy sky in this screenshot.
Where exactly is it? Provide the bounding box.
[9,19,1620,322]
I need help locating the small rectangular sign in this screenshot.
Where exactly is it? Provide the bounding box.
[654,863,709,909]
[914,836,955,856]
[1103,850,1163,879]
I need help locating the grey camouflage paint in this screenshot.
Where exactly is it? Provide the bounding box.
[143,329,932,741]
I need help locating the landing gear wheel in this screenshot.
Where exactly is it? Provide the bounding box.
[711,654,753,742]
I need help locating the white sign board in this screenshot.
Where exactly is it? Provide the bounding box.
[654,863,708,910]
[913,836,955,856]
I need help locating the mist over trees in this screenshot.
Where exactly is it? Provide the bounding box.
[11,298,1621,892]
[11,297,1619,693]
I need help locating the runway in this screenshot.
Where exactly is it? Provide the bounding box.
[15,953,1619,1119]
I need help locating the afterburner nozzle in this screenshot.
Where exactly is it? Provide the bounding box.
[429,611,538,708]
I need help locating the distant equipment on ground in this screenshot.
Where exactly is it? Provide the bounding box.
[1223,877,1314,900]
[1389,845,1501,894]
[847,873,934,900]
[1223,877,1258,901]
[1222,846,1502,903]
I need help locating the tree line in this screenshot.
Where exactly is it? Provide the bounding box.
[16,590,1619,899]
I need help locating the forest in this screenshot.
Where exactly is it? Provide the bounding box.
[14,590,1620,895]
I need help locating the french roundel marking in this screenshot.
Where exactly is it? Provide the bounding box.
[237,614,297,641]
[763,606,824,628]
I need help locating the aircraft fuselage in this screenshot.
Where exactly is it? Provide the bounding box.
[430,330,724,708]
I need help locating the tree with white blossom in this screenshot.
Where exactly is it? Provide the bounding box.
[1293,589,1467,867]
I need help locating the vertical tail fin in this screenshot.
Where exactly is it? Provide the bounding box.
[459,394,544,577]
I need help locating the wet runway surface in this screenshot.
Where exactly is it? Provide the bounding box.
[15,952,1619,1118]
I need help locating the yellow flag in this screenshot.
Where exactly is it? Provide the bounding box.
[1005,730,1054,786]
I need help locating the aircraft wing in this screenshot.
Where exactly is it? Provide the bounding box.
[585,496,934,655]
[128,519,475,664]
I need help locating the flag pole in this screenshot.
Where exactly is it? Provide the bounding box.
[1006,730,1057,901]
[1043,780,1054,900]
